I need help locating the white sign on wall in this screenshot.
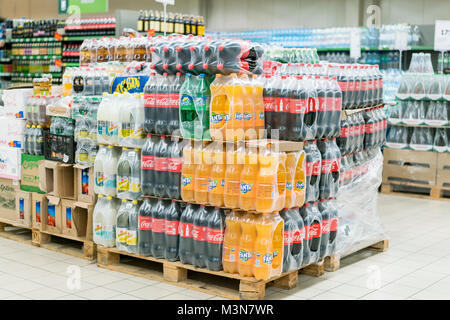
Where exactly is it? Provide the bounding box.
[434,20,450,51]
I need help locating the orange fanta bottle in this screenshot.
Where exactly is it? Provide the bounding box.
[208,142,226,207]
[251,75,265,138]
[181,140,195,202]
[271,212,284,275]
[239,146,258,211]
[194,141,211,204]
[275,153,287,212]
[238,212,256,277]
[284,152,298,209]
[241,73,255,140]
[225,73,244,141]
[255,147,278,213]
[224,143,244,208]
[210,74,230,141]
[294,151,306,207]
[254,213,273,280]
[223,211,241,274]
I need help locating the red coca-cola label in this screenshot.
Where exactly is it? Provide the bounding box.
[348,81,355,91]
[322,219,331,234]
[308,97,317,113]
[169,93,180,109]
[263,96,275,112]
[293,228,305,244]
[306,161,321,177]
[141,155,155,170]
[207,228,225,244]
[144,93,156,107]
[307,223,321,240]
[321,159,333,174]
[165,220,179,235]
[349,125,355,137]
[330,218,338,232]
[318,97,326,112]
[325,97,341,111]
[139,216,152,231]
[154,157,168,171]
[340,127,349,137]
[353,165,361,178]
[156,93,170,108]
[274,97,289,113]
[378,79,383,90]
[152,218,165,233]
[283,230,294,246]
[331,158,340,173]
[168,158,182,173]
[360,80,367,91]
[355,80,361,91]
[290,98,307,114]
[179,222,193,238]
[360,123,366,135]
[338,81,348,92]
[354,124,360,136]
[365,123,374,134]
[192,225,206,242]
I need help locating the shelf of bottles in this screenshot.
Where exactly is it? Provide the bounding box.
[137,10,205,36]
[0,20,12,85]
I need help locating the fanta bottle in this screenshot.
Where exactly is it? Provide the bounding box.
[239,146,258,211]
[241,74,256,140]
[271,212,284,275]
[208,142,225,207]
[181,140,195,202]
[225,73,244,141]
[254,213,273,280]
[224,143,244,208]
[238,212,256,277]
[194,141,212,204]
[210,74,230,141]
[285,152,297,209]
[294,151,306,207]
[251,75,265,138]
[255,147,278,213]
[275,154,287,212]
[223,211,241,274]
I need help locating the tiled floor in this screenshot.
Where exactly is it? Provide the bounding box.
[1,193,450,300]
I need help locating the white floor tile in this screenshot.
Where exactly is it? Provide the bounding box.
[102,279,149,294]
[130,286,174,300]
[75,287,121,300]
[22,287,68,300]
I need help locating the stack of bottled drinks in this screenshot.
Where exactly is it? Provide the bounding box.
[23,95,52,156]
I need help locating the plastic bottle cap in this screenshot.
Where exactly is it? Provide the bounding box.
[123,147,128,150]
[304,203,310,207]
[122,199,127,202]
[147,134,152,138]
[313,201,318,205]
[107,196,112,200]
[98,194,103,198]
[132,200,138,204]
[108,145,114,148]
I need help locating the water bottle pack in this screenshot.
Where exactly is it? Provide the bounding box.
[397,73,450,101]
[265,47,319,64]
[45,116,76,163]
[24,124,46,156]
[25,95,51,126]
[386,126,450,152]
[389,100,449,127]
[70,66,111,97]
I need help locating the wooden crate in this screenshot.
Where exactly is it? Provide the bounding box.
[97,246,324,300]
[32,229,96,260]
[0,218,33,245]
[324,240,390,272]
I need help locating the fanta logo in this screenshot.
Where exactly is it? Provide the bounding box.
[263,253,273,265]
[286,182,293,191]
[296,181,305,190]
[243,113,252,121]
[221,179,225,187]
[224,114,231,122]
[240,182,252,194]
[259,112,264,120]
[235,113,243,121]
[208,179,217,191]
[210,113,223,124]
[239,249,252,262]
[182,175,192,186]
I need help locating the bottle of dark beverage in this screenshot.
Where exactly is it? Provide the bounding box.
[318,199,331,259]
[155,73,170,135]
[363,108,375,150]
[151,199,166,258]
[273,75,290,140]
[193,205,208,268]
[168,72,183,135]
[304,75,318,140]
[154,136,169,198]
[144,73,158,134]
[164,200,182,261]
[141,134,156,196]
[317,138,333,199]
[280,208,295,272]
[288,75,308,141]
[205,207,225,271]
[263,74,275,138]
[179,203,196,265]
[315,76,327,139]
[304,140,322,203]
[328,198,339,256]
[291,207,304,268]
[167,137,183,200]
[300,201,322,265]
[138,197,153,256]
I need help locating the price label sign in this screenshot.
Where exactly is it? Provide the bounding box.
[394,31,408,51]
[350,29,361,60]
[434,20,450,51]
[155,0,174,4]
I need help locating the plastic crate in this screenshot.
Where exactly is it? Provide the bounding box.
[44,131,76,164]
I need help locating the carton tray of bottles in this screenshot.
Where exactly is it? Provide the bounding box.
[44,131,76,164]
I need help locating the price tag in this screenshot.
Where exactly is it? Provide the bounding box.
[54,32,62,41]
[155,0,175,4]
[350,29,361,60]
[55,59,62,68]
[394,31,409,50]
[435,20,450,51]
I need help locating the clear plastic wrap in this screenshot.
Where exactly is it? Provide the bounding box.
[334,148,387,258]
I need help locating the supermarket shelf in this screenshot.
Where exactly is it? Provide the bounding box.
[388,120,449,128]
[11,37,60,43]
[13,72,62,77]
[0,72,12,76]
[63,35,114,41]
[316,46,435,52]
[12,55,61,60]
[62,62,79,67]
[0,58,11,62]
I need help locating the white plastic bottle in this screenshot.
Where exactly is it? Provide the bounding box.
[97,93,109,144]
[93,194,105,246]
[116,199,130,252]
[131,93,145,148]
[103,145,118,196]
[117,147,131,199]
[102,196,118,248]
[108,92,120,145]
[94,144,107,194]
[118,92,132,147]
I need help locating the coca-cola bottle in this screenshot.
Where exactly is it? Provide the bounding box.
[363,109,375,150]
[155,73,170,135]
[304,140,322,202]
[205,206,225,271]
[280,208,294,272]
[167,137,183,200]
[141,134,157,196]
[168,72,183,135]
[330,76,343,138]
[318,138,338,199]
[263,74,275,138]
[337,65,350,110]
[144,72,158,133]
[151,199,167,258]
[304,76,318,140]
[328,198,339,256]
[300,202,322,265]
[179,203,196,265]
[337,116,349,155]
[272,75,290,140]
[193,205,208,268]
[315,76,327,139]
[288,75,308,141]
[318,199,331,259]
[291,207,305,268]
[138,197,154,257]
[154,136,169,198]
[164,200,182,261]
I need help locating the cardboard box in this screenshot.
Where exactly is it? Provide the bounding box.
[0,117,26,149]
[437,153,450,189]
[0,146,21,180]
[2,88,33,119]
[61,199,93,239]
[43,195,62,234]
[20,154,45,194]
[32,192,47,230]
[0,178,19,223]
[38,160,75,199]
[74,164,96,204]
[15,191,32,228]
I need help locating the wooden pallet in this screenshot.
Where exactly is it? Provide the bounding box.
[324,240,389,272]
[97,246,323,300]
[380,183,450,202]
[0,220,33,245]
[32,229,96,261]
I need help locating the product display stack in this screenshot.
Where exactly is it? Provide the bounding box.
[384,53,450,200]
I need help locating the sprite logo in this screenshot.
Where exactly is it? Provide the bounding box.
[182,175,192,187]
[263,253,273,265]
[296,181,305,190]
[208,179,218,191]
[239,249,252,262]
[286,182,293,191]
[180,96,193,107]
[240,182,253,194]
[210,113,224,124]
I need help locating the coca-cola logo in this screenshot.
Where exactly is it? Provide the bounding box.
[141,157,154,170]
[139,220,151,230]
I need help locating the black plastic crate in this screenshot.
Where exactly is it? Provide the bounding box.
[44,131,76,164]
